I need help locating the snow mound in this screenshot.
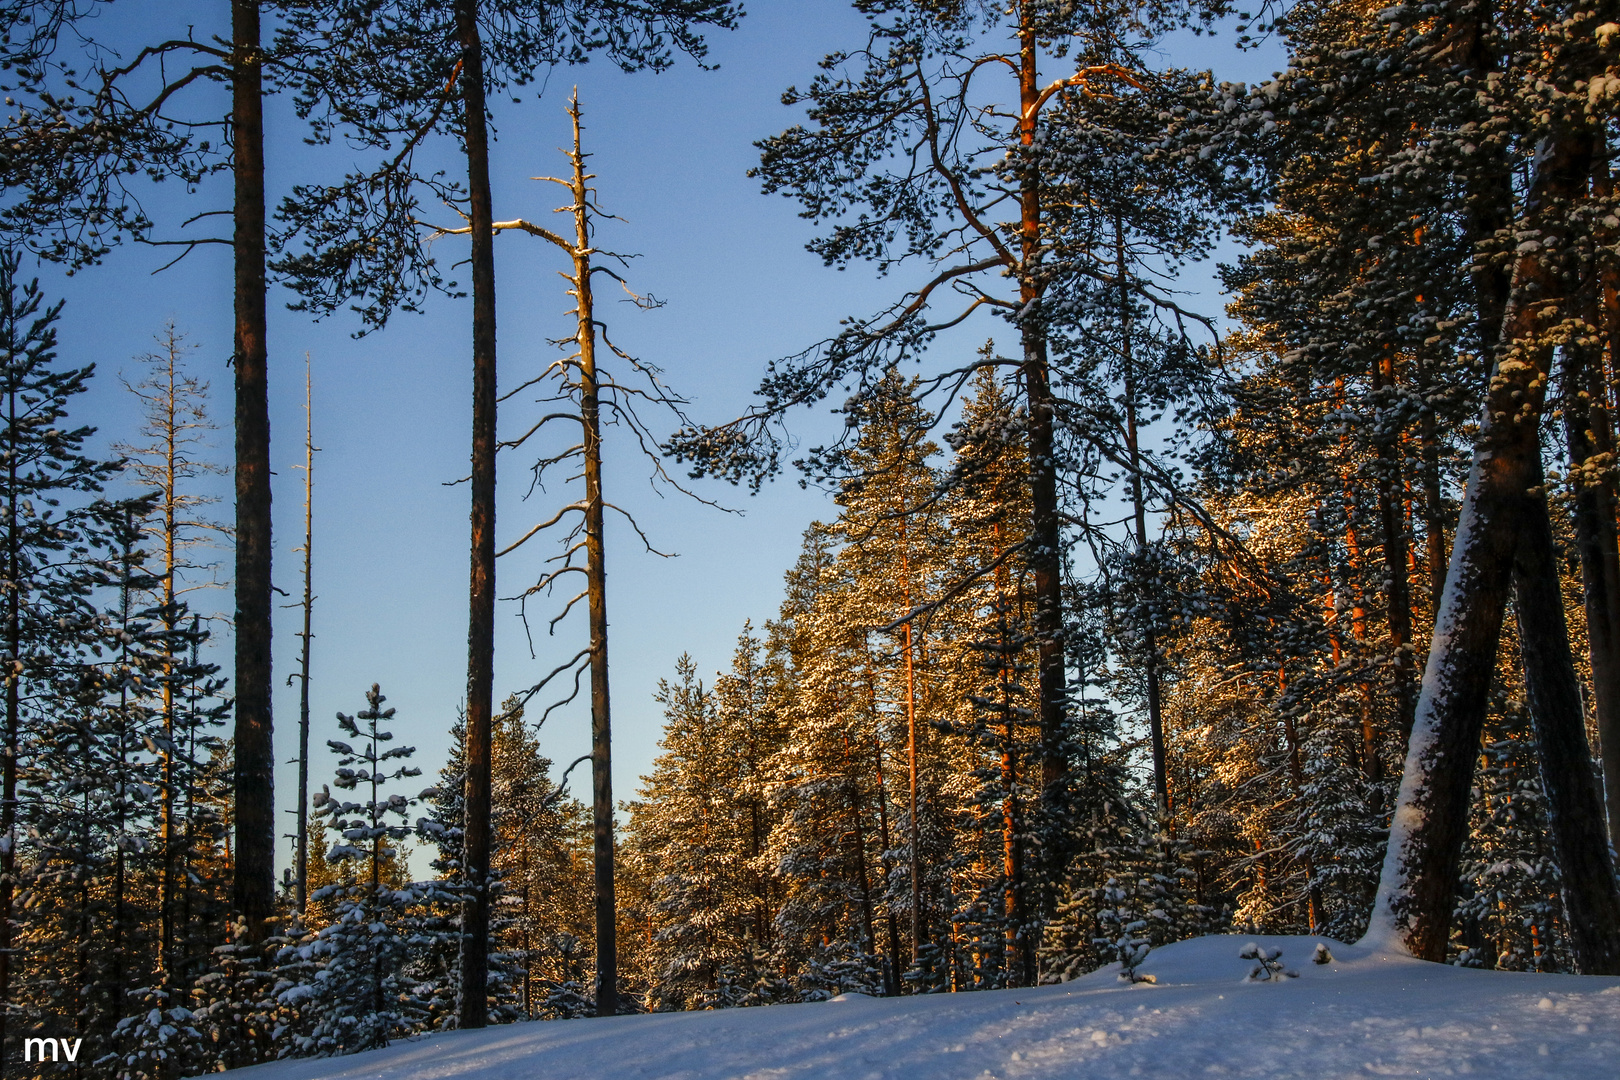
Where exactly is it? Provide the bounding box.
[221,935,1620,1080]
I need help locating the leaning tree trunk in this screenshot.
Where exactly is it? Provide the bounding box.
[1586,138,1620,850]
[1509,460,1620,974]
[1562,301,1620,854]
[231,0,276,946]
[455,0,496,1030]
[1363,124,1595,962]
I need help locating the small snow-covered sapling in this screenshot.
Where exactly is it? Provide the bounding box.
[1240,942,1298,981]
[1313,943,1333,965]
[1113,934,1158,984]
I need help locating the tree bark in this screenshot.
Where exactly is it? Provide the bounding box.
[231,0,275,946]
[1562,310,1620,856]
[566,99,618,1017]
[1016,10,1068,890]
[455,0,496,1030]
[1510,467,1620,974]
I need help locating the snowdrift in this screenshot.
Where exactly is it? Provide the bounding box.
[225,935,1620,1079]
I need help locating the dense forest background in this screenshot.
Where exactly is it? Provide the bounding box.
[2,0,1620,1076]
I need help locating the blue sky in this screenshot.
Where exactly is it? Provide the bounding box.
[46,1,1285,875]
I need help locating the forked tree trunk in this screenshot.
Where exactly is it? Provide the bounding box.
[455,0,497,1030]
[1364,125,1595,961]
[231,0,276,946]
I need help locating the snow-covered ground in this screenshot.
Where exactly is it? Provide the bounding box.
[231,935,1620,1080]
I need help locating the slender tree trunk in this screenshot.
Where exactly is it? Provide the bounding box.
[1413,351,1449,615]
[1364,124,1594,961]
[898,523,923,970]
[231,0,275,945]
[1586,143,1620,850]
[1116,220,1168,813]
[112,548,132,1033]
[867,728,902,996]
[1372,354,1415,739]
[1338,397,1380,783]
[294,358,315,915]
[841,736,878,959]
[561,100,618,1017]
[1277,675,1324,933]
[454,0,496,1030]
[160,346,178,975]
[3,375,20,1064]
[998,621,1028,986]
[1510,461,1620,973]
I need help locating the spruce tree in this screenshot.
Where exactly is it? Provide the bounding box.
[281,685,428,1055]
[0,249,124,1060]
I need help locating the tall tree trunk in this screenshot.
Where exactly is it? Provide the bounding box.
[2,366,20,1065]
[231,0,275,946]
[1510,463,1620,974]
[1364,124,1594,961]
[454,0,496,1030]
[1413,350,1449,615]
[1372,353,1415,739]
[160,342,178,974]
[1563,309,1620,854]
[1016,7,1067,893]
[1117,219,1168,812]
[293,357,315,915]
[565,100,618,1018]
[1337,386,1380,783]
[1587,141,1620,850]
[898,521,923,970]
[841,736,878,959]
[1277,669,1324,932]
[867,726,902,996]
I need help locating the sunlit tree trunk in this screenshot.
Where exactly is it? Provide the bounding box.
[231,0,276,946]
[455,0,497,1028]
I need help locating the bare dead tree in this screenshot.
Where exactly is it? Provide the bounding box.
[283,353,318,916]
[435,92,724,1016]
